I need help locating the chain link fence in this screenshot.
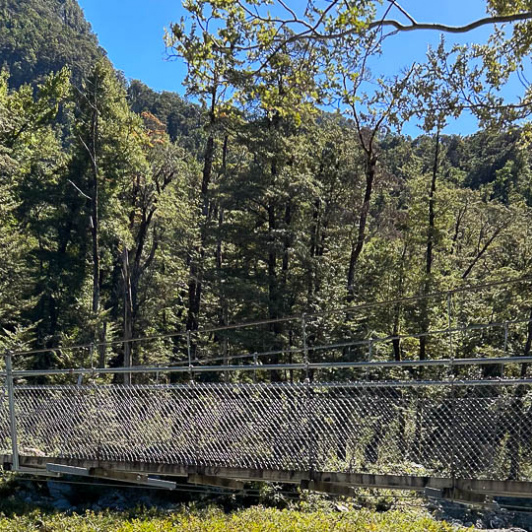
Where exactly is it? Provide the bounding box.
[2,378,532,482]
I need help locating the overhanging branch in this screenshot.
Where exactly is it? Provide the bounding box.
[256,11,532,49]
[368,12,532,34]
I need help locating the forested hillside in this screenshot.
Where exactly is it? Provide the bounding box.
[1,0,532,373]
[0,0,104,87]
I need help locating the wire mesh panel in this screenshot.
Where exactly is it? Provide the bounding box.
[309,385,454,476]
[9,381,532,481]
[13,384,312,470]
[451,384,532,481]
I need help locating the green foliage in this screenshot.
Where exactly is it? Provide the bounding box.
[0,68,70,350]
[128,80,203,146]
[1,0,532,373]
[0,505,461,531]
[0,0,103,87]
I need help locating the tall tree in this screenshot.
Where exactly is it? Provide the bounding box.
[70,59,147,365]
[0,68,70,352]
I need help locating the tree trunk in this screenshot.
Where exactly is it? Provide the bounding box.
[267,200,282,381]
[122,247,133,385]
[308,198,321,299]
[215,135,228,368]
[89,102,100,318]
[347,152,377,302]
[281,200,292,312]
[85,92,105,373]
[508,307,532,479]
[187,85,217,336]
[419,129,440,361]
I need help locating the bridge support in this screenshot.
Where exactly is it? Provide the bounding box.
[3,455,532,500]
[45,463,177,490]
[188,474,244,490]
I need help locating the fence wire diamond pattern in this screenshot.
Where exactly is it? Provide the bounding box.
[2,381,532,481]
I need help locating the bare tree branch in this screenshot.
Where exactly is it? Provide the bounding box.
[462,223,508,280]
[264,10,532,45]
[77,134,98,168]
[368,12,532,34]
[67,179,92,200]
[257,10,532,47]
[387,0,417,25]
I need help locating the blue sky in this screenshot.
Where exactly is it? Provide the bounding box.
[77,0,526,136]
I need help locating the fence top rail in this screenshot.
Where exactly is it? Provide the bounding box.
[2,354,532,379]
[6,378,532,391]
[6,275,532,358]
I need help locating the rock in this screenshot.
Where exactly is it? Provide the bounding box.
[335,503,349,512]
[20,446,46,457]
[487,529,528,532]
[488,516,505,528]
[96,490,129,511]
[51,497,72,511]
[47,480,73,501]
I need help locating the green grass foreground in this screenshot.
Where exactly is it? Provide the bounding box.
[0,506,464,531]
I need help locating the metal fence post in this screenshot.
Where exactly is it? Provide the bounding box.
[187,331,194,383]
[450,368,457,492]
[447,293,458,489]
[447,292,454,359]
[4,350,19,471]
[302,314,309,381]
[504,321,509,353]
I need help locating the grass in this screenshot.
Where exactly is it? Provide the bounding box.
[0,506,465,531]
[0,471,466,531]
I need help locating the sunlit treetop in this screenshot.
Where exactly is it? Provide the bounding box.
[166,0,532,131]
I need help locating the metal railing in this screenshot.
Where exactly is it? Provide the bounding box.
[2,315,532,380]
[2,353,532,483]
[5,276,532,363]
[1,278,532,484]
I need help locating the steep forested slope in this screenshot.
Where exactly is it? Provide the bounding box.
[128,80,202,146]
[0,0,199,143]
[0,0,103,87]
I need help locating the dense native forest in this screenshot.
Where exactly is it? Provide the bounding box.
[1,0,532,375]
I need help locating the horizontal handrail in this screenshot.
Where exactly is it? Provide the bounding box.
[6,275,531,358]
[6,377,532,389]
[2,354,531,379]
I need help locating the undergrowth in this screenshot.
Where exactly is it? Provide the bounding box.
[0,506,465,531]
[0,470,466,531]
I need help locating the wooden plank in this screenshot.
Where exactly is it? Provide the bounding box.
[45,463,178,490]
[5,455,532,498]
[312,471,451,491]
[89,468,176,489]
[304,481,355,497]
[188,475,244,490]
[455,478,532,498]
[441,487,489,505]
[89,467,148,483]
[46,464,90,476]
